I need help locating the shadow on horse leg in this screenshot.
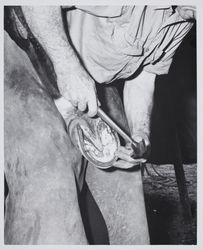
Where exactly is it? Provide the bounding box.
[4,31,87,244]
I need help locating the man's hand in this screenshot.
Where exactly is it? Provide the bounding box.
[57,66,98,117]
[22,6,98,117]
[113,132,150,169]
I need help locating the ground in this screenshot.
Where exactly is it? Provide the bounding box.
[143,163,197,244]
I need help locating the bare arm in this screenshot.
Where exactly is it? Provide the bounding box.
[112,71,155,169]
[22,6,98,116]
[123,71,155,156]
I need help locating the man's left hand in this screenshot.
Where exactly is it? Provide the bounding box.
[113,132,150,169]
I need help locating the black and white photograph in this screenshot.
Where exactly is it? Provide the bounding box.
[2,2,201,246]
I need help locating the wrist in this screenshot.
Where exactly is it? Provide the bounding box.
[54,56,91,85]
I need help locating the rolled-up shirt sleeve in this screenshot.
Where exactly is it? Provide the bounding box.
[74,5,126,17]
[144,21,194,75]
[65,5,195,82]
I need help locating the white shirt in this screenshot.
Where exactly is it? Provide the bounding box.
[66,6,193,83]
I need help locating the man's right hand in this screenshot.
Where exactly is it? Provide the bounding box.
[57,66,98,117]
[21,6,98,117]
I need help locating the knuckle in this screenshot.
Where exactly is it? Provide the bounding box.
[88,103,97,117]
[78,102,87,111]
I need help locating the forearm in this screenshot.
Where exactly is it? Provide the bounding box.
[21,6,90,93]
[123,71,156,137]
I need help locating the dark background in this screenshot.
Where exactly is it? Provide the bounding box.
[149,23,196,165]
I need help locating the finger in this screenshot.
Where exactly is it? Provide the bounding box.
[78,101,87,112]
[117,146,134,157]
[125,142,132,150]
[133,134,144,144]
[115,149,134,162]
[115,148,146,164]
[132,132,150,146]
[113,160,144,169]
[113,160,135,169]
[87,94,98,117]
